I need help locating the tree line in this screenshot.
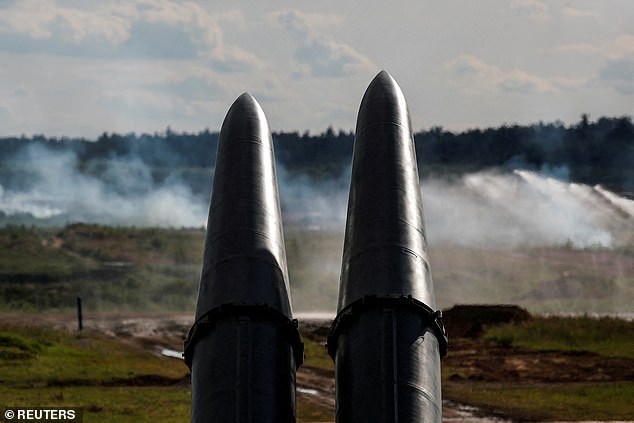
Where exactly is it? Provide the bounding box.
[1,115,632,192]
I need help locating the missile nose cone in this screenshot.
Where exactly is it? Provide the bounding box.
[195,92,292,321]
[329,73,446,421]
[221,93,269,142]
[186,93,303,422]
[356,71,411,134]
[338,71,435,312]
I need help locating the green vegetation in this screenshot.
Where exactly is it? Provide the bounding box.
[0,323,335,422]
[2,224,633,315]
[302,337,333,370]
[431,244,634,314]
[0,325,187,386]
[0,224,203,312]
[0,324,189,422]
[444,382,634,422]
[0,225,93,279]
[297,399,334,422]
[0,386,190,423]
[484,315,634,359]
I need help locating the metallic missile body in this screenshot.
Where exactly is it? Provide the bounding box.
[184,93,302,423]
[328,71,447,422]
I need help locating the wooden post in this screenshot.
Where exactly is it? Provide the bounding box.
[76,297,83,331]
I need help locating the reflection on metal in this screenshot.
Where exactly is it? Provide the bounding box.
[184,93,303,423]
[328,71,448,422]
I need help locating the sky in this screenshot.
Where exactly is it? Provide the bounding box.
[0,0,632,138]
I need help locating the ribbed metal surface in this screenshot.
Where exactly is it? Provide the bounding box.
[186,93,300,423]
[330,71,444,422]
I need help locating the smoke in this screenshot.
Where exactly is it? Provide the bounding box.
[0,144,207,227]
[1,144,632,249]
[277,164,350,232]
[277,167,633,249]
[422,170,633,248]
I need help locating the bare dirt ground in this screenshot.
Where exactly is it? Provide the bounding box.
[445,337,634,383]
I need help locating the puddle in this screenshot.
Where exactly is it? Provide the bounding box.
[443,401,510,423]
[159,347,184,359]
[297,387,321,396]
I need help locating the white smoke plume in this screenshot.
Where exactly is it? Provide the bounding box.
[422,170,633,248]
[0,144,207,227]
[1,144,632,249]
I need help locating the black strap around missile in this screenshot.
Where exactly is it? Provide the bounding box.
[184,304,304,369]
[327,295,448,359]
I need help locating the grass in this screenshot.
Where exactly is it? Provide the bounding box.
[296,398,334,422]
[0,324,189,422]
[0,224,203,312]
[0,225,94,279]
[0,325,188,386]
[444,381,634,421]
[302,337,333,370]
[484,315,634,359]
[0,323,335,422]
[0,386,190,423]
[1,224,633,315]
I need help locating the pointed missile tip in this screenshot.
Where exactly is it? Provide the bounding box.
[374,69,394,82]
[236,91,256,103]
[367,70,400,95]
[357,70,410,132]
[229,92,261,115]
[222,92,269,140]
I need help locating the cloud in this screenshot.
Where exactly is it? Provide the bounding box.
[561,5,600,20]
[163,75,225,101]
[600,58,634,94]
[0,0,131,44]
[0,0,261,71]
[554,35,634,60]
[510,0,550,22]
[445,55,555,94]
[0,103,10,124]
[272,9,374,78]
[552,35,634,94]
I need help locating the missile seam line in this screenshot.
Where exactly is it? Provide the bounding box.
[206,253,286,270]
[356,121,411,136]
[347,216,425,235]
[217,136,271,146]
[398,382,441,414]
[207,232,284,246]
[345,243,431,262]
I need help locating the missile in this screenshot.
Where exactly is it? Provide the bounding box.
[184,93,303,423]
[328,71,448,422]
